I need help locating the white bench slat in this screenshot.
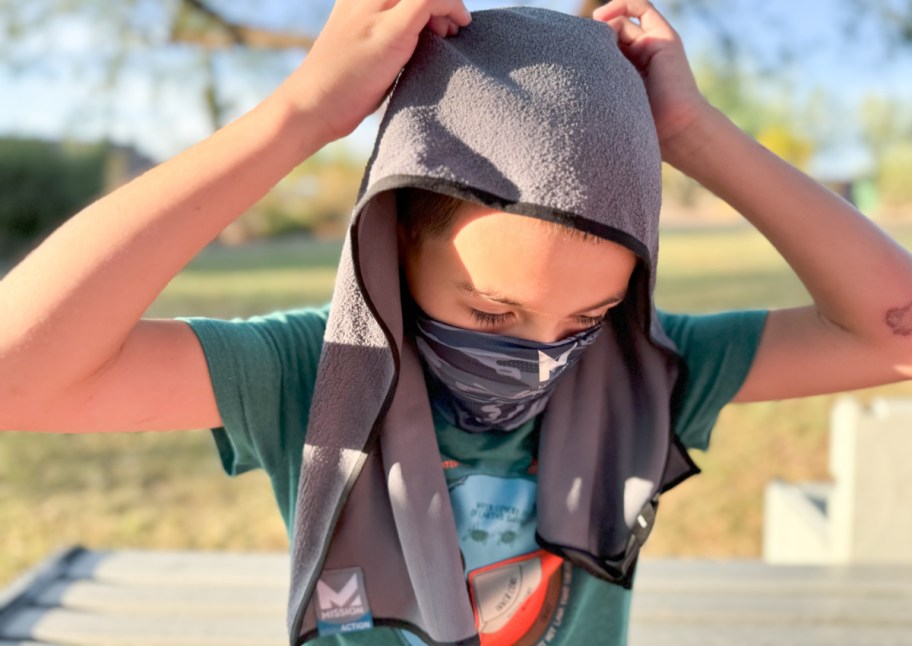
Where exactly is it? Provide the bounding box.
[630,622,912,646]
[35,580,286,617]
[1,607,286,646]
[634,559,912,595]
[5,551,912,644]
[64,550,290,588]
[631,591,912,625]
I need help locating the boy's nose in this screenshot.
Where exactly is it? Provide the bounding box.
[518,323,580,345]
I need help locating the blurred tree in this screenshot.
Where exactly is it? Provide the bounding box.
[0,0,906,238]
[756,125,814,171]
[878,143,912,212]
[859,95,912,164]
[0,138,107,259]
[855,95,912,215]
[220,145,364,243]
[661,51,817,219]
[3,0,909,132]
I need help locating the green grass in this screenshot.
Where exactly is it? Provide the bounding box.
[143,236,343,318]
[3,225,912,587]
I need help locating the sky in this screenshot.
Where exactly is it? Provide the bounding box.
[0,0,908,164]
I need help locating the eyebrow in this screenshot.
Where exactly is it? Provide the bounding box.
[455,281,626,314]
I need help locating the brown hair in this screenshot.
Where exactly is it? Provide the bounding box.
[396,187,466,246]
[395,186,601,246]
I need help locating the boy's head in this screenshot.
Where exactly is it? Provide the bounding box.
[396,187,637,344]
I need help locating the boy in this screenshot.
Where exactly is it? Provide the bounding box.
[1,1,910,644]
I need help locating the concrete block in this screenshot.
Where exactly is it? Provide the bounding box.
[764,395,912,564]
[763,480,831,564]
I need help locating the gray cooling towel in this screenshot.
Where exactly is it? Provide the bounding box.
[286,7,700,645]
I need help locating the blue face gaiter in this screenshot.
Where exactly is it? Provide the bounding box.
[412,311,604,432]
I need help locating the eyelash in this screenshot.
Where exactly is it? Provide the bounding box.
[576,315,606,328]
[469,310,605,328]
[470,310,513,326]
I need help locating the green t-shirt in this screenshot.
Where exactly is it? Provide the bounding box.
[176,305,767,645]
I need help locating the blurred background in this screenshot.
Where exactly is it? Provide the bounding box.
[1,0,912,587]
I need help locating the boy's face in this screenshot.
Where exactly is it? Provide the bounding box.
[400,200,637,343]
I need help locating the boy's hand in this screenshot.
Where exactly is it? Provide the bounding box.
[278,0,472,146]
[592,0,711,165]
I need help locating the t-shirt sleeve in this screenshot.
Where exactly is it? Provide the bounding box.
[657,309,769,452]
[174,304,329,477]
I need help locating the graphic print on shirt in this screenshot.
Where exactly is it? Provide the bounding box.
[447,473,572,645]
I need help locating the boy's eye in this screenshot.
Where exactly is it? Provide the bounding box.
[470,310,604,330]
[470,309,513,327]
[575,314,605,328]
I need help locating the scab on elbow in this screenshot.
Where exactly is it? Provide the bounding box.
[886,301,912,338]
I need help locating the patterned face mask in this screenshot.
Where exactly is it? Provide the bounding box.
[412,311,604,432]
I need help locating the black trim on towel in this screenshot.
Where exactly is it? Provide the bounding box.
[662,434,702,494]
[533,532,639,590]
[623,259,702,495]
[655,311,703,494]
[529,261,700,590]
[289,210,404,646]
[298,618,481,646]
[376,172,699,497]
[356,174,653,266]
[291,174,700,641]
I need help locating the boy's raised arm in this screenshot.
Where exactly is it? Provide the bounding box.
[0,0,472,431]
[594,0,912,402]
[668,106,912,402]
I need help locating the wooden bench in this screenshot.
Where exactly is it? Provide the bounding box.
[1,546,911,645]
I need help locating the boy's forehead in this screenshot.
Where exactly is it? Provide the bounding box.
[449,204,603,244]
[415,216,635,305]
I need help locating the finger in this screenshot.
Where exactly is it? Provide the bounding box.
[426,16,460,38]
[391,0,472,34]
[604,16,645,47]
[596,0,680,47]
[592,0,651,22]
[637,2,675,34]
[448,0,472,26]
[593,0,668,32]
[427,14,450,37]
[357,0,398,9]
